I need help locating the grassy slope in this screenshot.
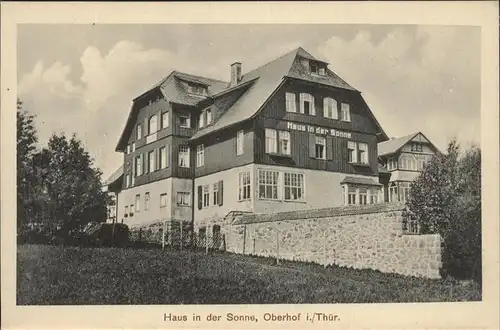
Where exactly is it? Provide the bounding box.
[17,245,481,305]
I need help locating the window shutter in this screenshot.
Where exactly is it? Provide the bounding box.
[144,117,149,136]
[197,185,203,210]
[326,136,333,160]
[308,133,315,158]
[218,180,224,206]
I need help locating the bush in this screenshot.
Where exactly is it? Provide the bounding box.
[406,140,481,283]
[83,222,129,247]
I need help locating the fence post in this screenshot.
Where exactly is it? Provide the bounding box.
[180,222,183,252]
[323,229,327,267]
[162,219,165,251]
[275,222,280,265]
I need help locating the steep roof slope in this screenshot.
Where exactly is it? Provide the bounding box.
[190,47,364,140]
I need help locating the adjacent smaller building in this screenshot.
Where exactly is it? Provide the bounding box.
[377,132,439,203]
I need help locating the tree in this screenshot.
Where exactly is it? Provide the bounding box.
[17,99,38,233]
[40,133,110,240]
[405,140,481,282]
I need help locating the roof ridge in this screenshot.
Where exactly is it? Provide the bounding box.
[241,47,300,80]
[174,70,228,84]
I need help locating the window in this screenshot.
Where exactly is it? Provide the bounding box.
[196,144,204,167]
[124,205,129,216]
[265,128,277,153]
[315,136,326,159]
[179,145,190,168]
[400,182,411,202]
[136,124,142,139]
[206,109,212,125]
[179,115,190,128]
[159,147,167,169]
[236,130,244,155]
[370,193,378,204]
[129,204,134,215]
[149,115,157,134]
[132,142,136,152]
[125,174,130,188]
[323,98,338,119]
[359,188,368,205]
[310,63,319,74]
[389,183,398,203]
[341,103,351,122]
[279,131,291,155]
[160,193,167,208]
[161,112,169,129]
[177,192,191,206]
[146,151,154,173]
[348,187,357,205]
[198,111,205,128]
[357,143,368,164]
[387,157,398,170]
[284,173,304,201]
[212,183,219,206]
[135,155,142,176]
[144,192,150,211]
[188,84,207,96]
[411,143,423,152]
[258,170,279,200]
[238,172,251,201]
[202,185,210,208]
[300,93,315,115]
[319,67,326,76]
[135,194,140,212]
[285,92,296,113]
[126,144,131,154]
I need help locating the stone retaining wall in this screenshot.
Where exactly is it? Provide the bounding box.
[226,203,442,279]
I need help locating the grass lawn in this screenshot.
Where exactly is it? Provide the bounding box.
[17,244,481,305]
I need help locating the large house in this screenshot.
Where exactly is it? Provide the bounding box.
[377,132,439,203]
[107,47,391,236]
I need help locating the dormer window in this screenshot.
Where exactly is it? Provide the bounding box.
[310,62,326,76]
[187,84,208,96]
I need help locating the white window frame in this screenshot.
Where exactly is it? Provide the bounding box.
[212,183,219,206]
[236,130,244,156]
[341,103,351,122]
[299,93,315,116]
[136,124,142,140]
[347,186,357,205]
[196,144,204,167]
[265,128,277,154]
[135,155,142,176]
[179,145,190,168]
[149,114,158,134]
[389,183,398,203]
[179,115,191,128]
[159,146,167,169]
[135,194,140,212]
[160,193,167,208]
[285,92,296,113]
[202,185,210,208]
[279,131,291,155]
[144,192,150,211]
[284,172,304,201]
[148,150,156,173]
[198,111,205,128]
[315,136,326,159]
[125,174,130,188]
[124,205,129,216]
[358,142,368,164]
[177,192,191,206]
[161,111,169,129]
[126,144,131,154]
[359,188,368,205]
[238,172,251,201]
[323,97,338,119]
[206,109,212,125]
[258,170,279,200]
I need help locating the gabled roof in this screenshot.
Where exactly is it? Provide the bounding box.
[116,71,228,151]
[190,47,364,140]
[377,132,439,157]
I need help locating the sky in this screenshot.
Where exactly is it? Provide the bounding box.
[17,24,481,180]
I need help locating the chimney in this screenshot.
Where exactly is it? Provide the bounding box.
[230,62,242,87]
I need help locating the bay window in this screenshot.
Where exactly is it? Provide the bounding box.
[258,170,279,200]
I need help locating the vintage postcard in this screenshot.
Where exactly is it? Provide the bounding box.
[1,1,499,330]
